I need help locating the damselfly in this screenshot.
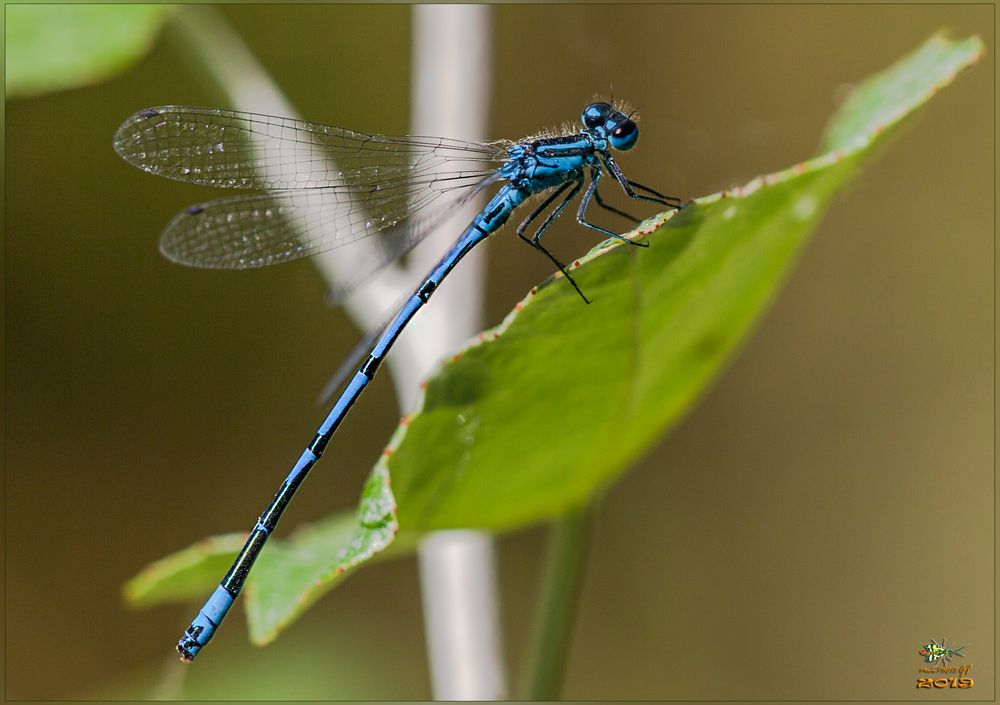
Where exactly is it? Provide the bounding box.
[113,100,681,662]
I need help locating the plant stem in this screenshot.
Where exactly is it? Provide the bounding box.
[520,503,594,700]
[407,6,506,699]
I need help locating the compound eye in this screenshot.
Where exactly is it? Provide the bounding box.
[581,102,611,129]
[609,119,638,151]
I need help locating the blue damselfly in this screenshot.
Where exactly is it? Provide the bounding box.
[113,100,680,661]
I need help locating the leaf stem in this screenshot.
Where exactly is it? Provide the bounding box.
[520,502,594,699]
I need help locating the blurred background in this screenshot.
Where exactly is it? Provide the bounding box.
[5,4,993,700]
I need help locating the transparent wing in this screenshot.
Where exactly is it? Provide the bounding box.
[160,172,502,269]
[113,106,509,190]
[322,172,503,301]
[114,106,509,269]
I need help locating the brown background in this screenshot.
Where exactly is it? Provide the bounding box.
[5,4,993,700]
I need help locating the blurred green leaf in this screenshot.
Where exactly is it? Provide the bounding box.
[6,5,171,98]
[124,532,246,607]
[126,31,982,645]
[821,32,985,154]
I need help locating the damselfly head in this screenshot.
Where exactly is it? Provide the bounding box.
[581,102,639,151]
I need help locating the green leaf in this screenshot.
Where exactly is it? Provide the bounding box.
[244,466,414,645]
[6,5,171,98]
[124,532,246,608]
[382,31,984,532]
[124,465,415,645]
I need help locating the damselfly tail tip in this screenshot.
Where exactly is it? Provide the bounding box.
[177,642,197,663]
[177,625,211,663]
